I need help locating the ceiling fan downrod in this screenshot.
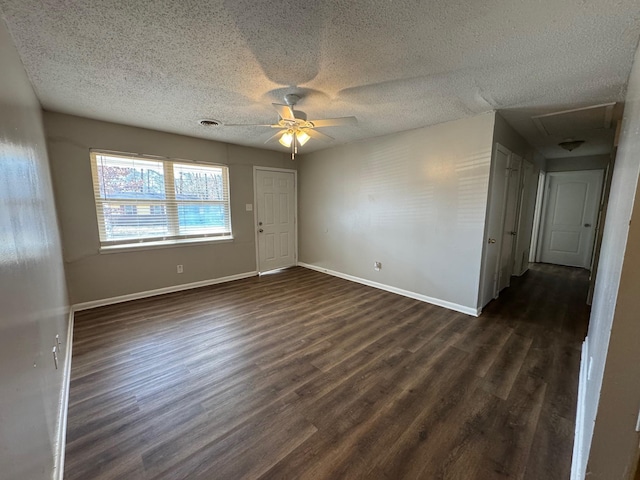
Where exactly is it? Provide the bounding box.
[284,94,300,107]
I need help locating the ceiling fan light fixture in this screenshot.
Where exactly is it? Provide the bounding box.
[225,93,356,158]
[279,131,294,148]
[296,130,310,146]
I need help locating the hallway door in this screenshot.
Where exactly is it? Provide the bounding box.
[497,154,522,292]
[480,144,511,308]
[538,170,604,268]
[513,160,537,276]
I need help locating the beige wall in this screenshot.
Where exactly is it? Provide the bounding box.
[298,113,496,313]
[579,42,640,479]
[44,112,293,304]
[0,19,69,480]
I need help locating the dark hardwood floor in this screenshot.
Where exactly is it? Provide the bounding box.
[65,264,589,479]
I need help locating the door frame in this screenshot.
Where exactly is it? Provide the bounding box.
[530,170,546,262]
[253,166,298,274]
[536,169,604,269]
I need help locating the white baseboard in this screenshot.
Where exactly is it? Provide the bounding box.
[73,271,258,311]
[571,339,589,480]
[297,262,479,317]
[53,307,74,480]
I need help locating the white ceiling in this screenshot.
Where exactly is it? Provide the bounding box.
[1,0,639,159]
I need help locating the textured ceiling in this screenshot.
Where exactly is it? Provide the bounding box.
[1,0,640,158]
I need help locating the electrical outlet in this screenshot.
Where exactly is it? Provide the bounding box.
[374,261,382,271]
[177,264,184,274]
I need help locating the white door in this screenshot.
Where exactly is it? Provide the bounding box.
[530,171,546,263]
[539,170,604,268]
[513,160,536,276]
[255,168,296,273]
[479,144,511,308]
[497,154,522,292]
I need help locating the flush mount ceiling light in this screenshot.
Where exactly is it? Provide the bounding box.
[224,93,357,160]
[558,139,585,151]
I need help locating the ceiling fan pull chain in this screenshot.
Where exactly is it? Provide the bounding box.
[291,135,296,160]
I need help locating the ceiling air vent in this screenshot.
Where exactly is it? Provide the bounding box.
[199,119,220,127]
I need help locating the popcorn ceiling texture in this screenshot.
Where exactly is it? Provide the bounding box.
[1,0,639,158]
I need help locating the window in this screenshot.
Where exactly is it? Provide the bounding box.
[90,151,232,248]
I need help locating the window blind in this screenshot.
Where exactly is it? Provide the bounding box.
[90,151,232,247]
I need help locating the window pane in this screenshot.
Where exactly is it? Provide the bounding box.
[174,164,225,201]
[96,155,166,200]
[102,202,169,240]
[177,203,228,234]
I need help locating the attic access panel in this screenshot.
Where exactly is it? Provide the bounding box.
[532,103,615,137]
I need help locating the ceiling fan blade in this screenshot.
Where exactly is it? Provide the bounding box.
[264,130,285,144]
[272,103,295,121]
[305,128,334,142]
[309,116,357,128]
[224,123,275,127]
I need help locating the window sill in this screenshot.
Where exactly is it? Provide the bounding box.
[99,236,234,254]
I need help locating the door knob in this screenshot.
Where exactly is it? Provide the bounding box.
[259,229,264,233]
[584,223,591,227]
[488,238,496,244]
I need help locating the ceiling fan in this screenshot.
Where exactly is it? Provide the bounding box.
[225,94,357,159]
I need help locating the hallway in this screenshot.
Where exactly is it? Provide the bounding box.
[480,263,590,478]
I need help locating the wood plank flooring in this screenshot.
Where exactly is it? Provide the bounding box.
[65,264,589,479]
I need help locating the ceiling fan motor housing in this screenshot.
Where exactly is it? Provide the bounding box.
[284,93,301,106]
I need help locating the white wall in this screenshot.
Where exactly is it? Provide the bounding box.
[574,42,640,479]
[298,113,496,314]
[492,112,545,171]
[546,154,610,172]
[0,18,70,480]
[44,112,293,305]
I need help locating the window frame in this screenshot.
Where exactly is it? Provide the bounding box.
[90,150,233,251]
